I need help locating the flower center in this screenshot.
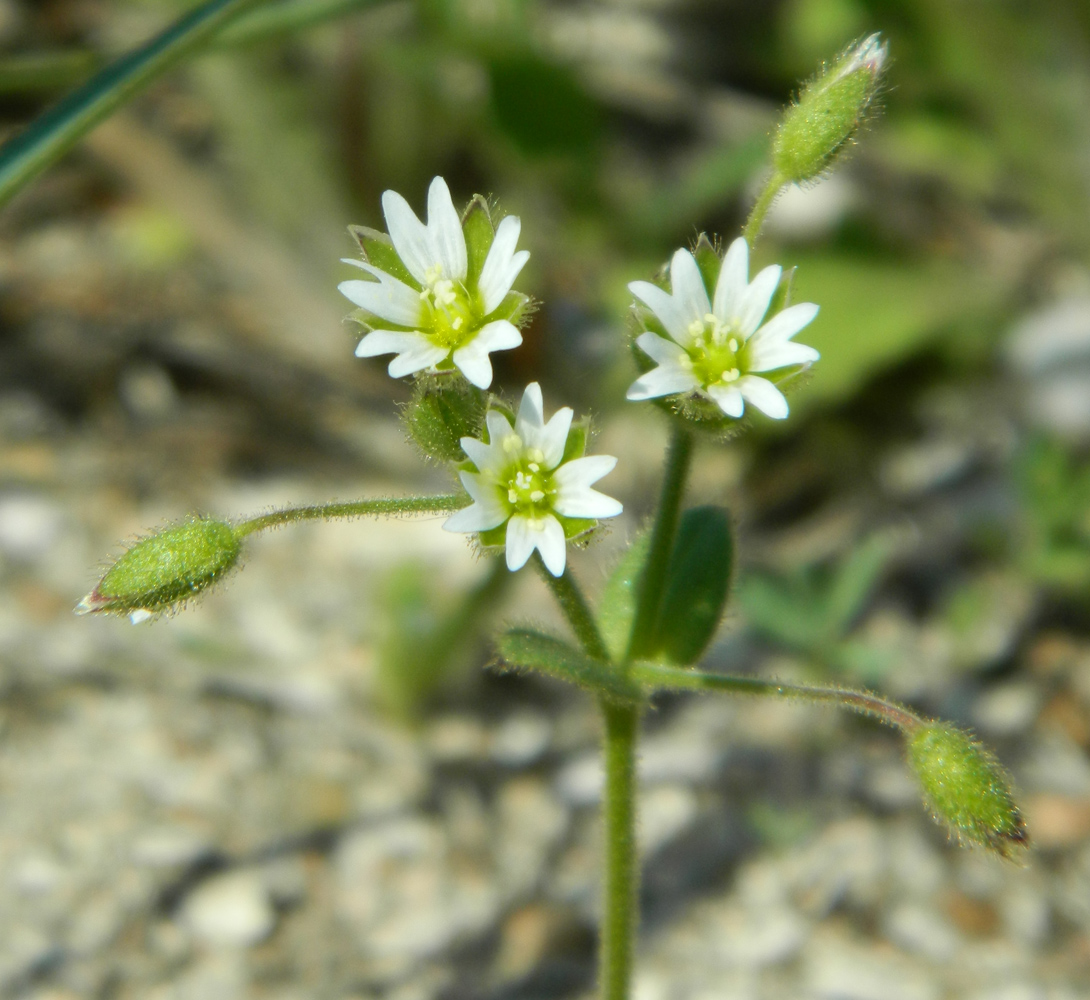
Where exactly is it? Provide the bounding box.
[684,313,748,388]
[501,436,556,516]
[419,265,477,349]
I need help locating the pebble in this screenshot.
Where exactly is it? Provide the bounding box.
[0,493,63,560]
[972,682,1041,736]
[180,869,276,949]
[884,901,961,961]
[803,928,939,1000]
[490,710,552,767]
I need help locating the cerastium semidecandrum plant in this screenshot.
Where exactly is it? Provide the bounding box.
[79,35,1027,1000]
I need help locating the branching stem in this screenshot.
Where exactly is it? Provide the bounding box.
[234,494,467,537]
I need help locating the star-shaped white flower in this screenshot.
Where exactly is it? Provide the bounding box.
[443,383,622,576]
[626,237,819,420]
[339,176,530,389]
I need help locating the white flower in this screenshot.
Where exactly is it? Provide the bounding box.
[626,237,819,420]
[338,176,530,389]
[444,383,622,576]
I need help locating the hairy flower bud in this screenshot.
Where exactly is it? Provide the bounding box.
[77,518,242,623]
[773,33,887,184]
[404,376,489,463]
[907,723,1028,860]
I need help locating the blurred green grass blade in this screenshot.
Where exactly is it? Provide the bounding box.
[216,0,377,46]
[0,0,380,97]
[0,0,270,210]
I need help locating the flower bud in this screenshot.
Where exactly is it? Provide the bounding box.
[773,33,887,184]
[404,376,489,463]
[907,723,1028,860]
[77,518,242,623]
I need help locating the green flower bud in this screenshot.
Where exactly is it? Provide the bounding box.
[404,376,489,463]
[77,517,242,623]
[907,723,1028,860]
[773,33,887,184]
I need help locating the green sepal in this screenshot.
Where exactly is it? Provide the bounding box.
[404,377,489,463]
[497,628,643,704]
[648,505,733,665]
[597,531,651,662]
[348,225,419,288]
[907,723,1028,860]
[692,233,720,298]
[561,516,595,540]
[562,417,589,463]
[79,517,242,619]
[462,195,495,290]
[489,290,532,326]
[479,524,506,548]
[767,266,796,318]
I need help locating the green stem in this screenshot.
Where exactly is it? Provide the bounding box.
[0,0,272,209]
[533,556,610,662]
[625,426,694,662]
[234,494,467,537]
[741,172,785,246]
[633,662,923,731]
[599,699,639,1000]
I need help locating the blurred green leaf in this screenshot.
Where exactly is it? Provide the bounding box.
[597,531,651,663]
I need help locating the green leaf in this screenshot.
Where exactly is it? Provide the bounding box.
[0,0,271,210]
[738,572,827,652]
[487,54,602,157]
[824,531,897,634]
[597,532,651,662]
[692,233,720,297]
[649,506,733,665]
[497,629,642,703]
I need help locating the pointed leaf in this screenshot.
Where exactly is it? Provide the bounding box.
[462,195,494,289]
[497,628,642,703]
[649,506,733,665]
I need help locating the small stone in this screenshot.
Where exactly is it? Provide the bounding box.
[639,785,698,855]
[710,903,808,968]
[425,714,490,763]
[883,902,960,961]
[10,852,64,896]
[180,869,276,949]
[556,753,603,806]
[999,884,1050,946]
[131,825,212,868]
[1023,793,1090,849]
[0,494,63,560]
[803,928,938,1000]
[490,711,552,767]
[971,683,1041,736]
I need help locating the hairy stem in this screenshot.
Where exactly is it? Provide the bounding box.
[234,494,467,537]
[534,556,610,662]
[741,172,786,246]
[625,426,694,662]
[599,700,639,1000]
[634,662,924,731]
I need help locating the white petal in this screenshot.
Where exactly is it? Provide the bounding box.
[706,384,744,417]
[712,237,749,320]
[459,435,498,473]
[629,281,692,346]
[635,331,689,367]
[626,365,700,401]
[382,188,435,285]
[459,318,523,378]
[387,342,449,378]
[553,488,623,520]
[553,454,617,490]
[537,408,574,469]
[486,410,515,447]
[535,515,568,577]
[355,329,428,358]
[451,343,494,389]
[669,248,711,321]
[478,216,529,314]
[426,177,467,280]
[737,375,789,419]
[748,339,820,372]
[505,514,539,571]
[444,473,509,532]
[737,264,781,335]
[338,269,423,327]
[750,302,820,346]
[515,382,545,432]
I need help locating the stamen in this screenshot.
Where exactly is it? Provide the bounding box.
[728,338,738,353]
[528,448,544,464]
[452,316,463,330]
[508,489,518,503]
[503,434,523,453]
[528,462,540,473]
[688,319,704,338]
[530,490,545,502]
